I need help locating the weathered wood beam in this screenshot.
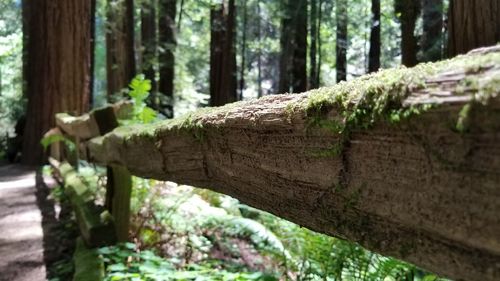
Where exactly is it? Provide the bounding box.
[58,161,117,247]
[55,100,132,140]
[84,47,500,281]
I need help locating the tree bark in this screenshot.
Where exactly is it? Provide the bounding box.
[279,0,307,93]
[336,0,348,82]
[90,0,97,107]
[309,0,319,89]
[22,0,92,165]
[84,47,500,281]
[158,0,176,117]
[368,0,380,72]
[421,0,443,62]
[394,0,421,67]
[106,0,136,99]
[316,0,323,86]
[256,0,263,98]
[210,0,237,106]
[141,0,158,109]
[239,0,248,100]
[448,0,500,57]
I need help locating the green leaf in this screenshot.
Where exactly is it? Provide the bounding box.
[108,263,128,272]
[129,74,151,103]
[40,134,75,152]
[139,107,157,123]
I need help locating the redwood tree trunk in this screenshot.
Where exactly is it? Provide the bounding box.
[159,0,176,117]
[141,0,158,109]
[448,0,500,57]
[279,0,307,93]
[309,0,319,89]
[22,0,92,165]
[394,0,420,67]
[421,0,443,62]
[239,0,248,100]
[368,0,380,72]
[256,0,263,98]
[90,0,96,106]
[336,0,348,82]
[106,0,136,99]
[292,0,307,93]
[210,0,237,106]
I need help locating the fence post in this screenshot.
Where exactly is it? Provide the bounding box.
[107,165,132,242]
[93,106,133,242]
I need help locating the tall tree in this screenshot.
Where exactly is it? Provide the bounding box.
[336,0,348,82]
[368,0,380,72]
[256,0,263,98]
[239,0,248,100]
[448,0,500,57]
[106,0,136,99]
[141,0,158,108]
[394,0,421,67]
[279,0,307,93]
[158,0,176,117]
[309,0,319,89]
[210,0,237,106]
[90,0,97,106]
[421,0,443,62]
[22,0,92,164]
[316,0,323,86]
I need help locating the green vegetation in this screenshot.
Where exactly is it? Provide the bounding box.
[126,75,158,125]
[87,176,446,281]
[1,0,498,280]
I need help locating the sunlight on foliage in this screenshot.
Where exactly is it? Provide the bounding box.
[125,179,449,281]
[40,134,76,152]
[127,75,158,124]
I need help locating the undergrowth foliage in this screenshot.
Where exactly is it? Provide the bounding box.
[93,175,447,281]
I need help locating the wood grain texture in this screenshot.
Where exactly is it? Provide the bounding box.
[83,47,500,281]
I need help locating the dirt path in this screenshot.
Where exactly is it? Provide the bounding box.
[0,165,46,281]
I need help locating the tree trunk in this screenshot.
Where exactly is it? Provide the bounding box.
[309,0,318,89]
[292,0,307,93]
[368,0,380,72]
[394,0,421,67]
[22,0,30,98]
[210,0,237,106]
[106,0,136,99]
[421,0,443,62]
[336,0,348,82]
[316,0,323,86]
[278,0,292,93]
[239,0,248,100]
[158,0,176,117]
[256,0,263,98]
[22,0,92,165]
[448,0,500,57]
[90,0,96,107]
[84,47,500,281]
[141,0,158,109]
[177,0,185,30]
[279,0,307,93]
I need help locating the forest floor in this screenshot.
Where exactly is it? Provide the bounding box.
[0,164,65,281]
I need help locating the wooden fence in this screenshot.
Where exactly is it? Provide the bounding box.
[45,46,500,281]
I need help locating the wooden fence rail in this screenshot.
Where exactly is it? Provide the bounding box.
[46,46,500,281]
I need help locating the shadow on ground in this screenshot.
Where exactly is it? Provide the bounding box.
[0,164,77,281]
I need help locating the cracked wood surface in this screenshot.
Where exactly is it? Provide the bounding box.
[77,47,500,281]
